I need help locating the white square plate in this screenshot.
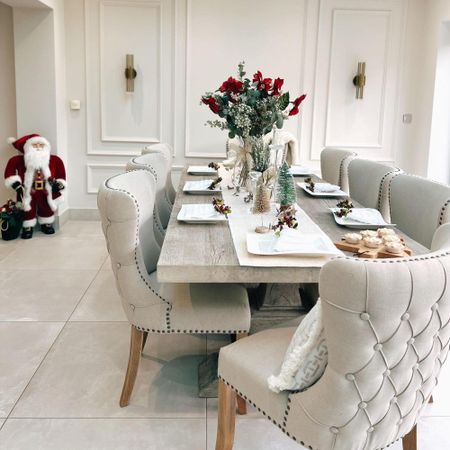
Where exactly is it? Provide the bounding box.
[183,180,221,194]
[289,166,314,177]
[246,231,340,256]
[298,182,348,198]
[329,208,396,229]
[177,204,227,223]
[187,166,218,175]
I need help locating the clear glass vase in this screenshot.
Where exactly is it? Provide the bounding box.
[235,136,265,190]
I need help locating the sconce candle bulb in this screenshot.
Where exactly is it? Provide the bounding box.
[125,54,137,92]
[353,61,366,99]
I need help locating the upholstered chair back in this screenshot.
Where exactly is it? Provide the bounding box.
[97,170,169,331]
[431,223,450,251]
[348,159,401,221]
[389,173,450,249]
[126,153,172,230]
[142,143,176,203]
[320,148,357,193]
[284,253,450,450]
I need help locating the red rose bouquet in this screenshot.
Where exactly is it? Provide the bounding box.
[201,62,306,139]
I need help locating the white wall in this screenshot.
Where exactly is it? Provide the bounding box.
[11,0,69,215]
[396,0,450,178]
[428,21,450,183]
[3,0,448,212]
[64,0,416,211]
[0,2,17,204]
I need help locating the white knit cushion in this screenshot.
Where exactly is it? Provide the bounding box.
[268,300,327,392]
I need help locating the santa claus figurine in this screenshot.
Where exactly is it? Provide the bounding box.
[4,134,66,239]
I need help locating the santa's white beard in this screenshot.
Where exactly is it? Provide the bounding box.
[24,146,50,172]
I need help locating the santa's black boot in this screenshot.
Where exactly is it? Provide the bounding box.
[21,227,34,239]
[41,224,55,235]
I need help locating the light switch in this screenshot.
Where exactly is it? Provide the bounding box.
[402,113,412,124]
[70,100,81,110]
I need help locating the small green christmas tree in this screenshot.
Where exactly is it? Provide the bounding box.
[276,162,297,207]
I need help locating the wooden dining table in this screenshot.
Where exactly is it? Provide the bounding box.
[157,169,429,284]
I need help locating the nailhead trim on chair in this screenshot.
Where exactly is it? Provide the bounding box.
[218,253,450,449]
[387,172,402,221]
[439,199,450,226]
[104,176,249,335]
[377,168,401,213]
[127,160,166,236]
[131,156,173,210]
[105,180,172,330]
[387,172,450,234]
[338,153,357,189]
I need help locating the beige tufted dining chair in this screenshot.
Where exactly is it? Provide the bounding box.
[389,173,450,249]
[215,251,450,450]
[348,159,402,222]
[142,142,176,204]
[97,170,251,407]
[320,148,357,193]
[126,153,173,247]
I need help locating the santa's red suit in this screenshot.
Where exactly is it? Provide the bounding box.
[4,134,66,229]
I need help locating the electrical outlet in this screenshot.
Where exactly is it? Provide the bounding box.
[402,113,412,124]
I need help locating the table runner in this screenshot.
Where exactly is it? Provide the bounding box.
[220,169,343,267]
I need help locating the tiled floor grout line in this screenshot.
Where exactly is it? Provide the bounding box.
[0,255,108,431]
[65,255,109,323]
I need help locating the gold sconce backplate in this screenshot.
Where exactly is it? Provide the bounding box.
[352,62,366,99]
[125,54,137,92]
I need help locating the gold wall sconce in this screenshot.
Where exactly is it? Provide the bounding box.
[124,54,137,92]
[352,62,366,99]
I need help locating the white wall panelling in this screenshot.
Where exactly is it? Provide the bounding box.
[183,0,307,158]
[310,0,405,162]
[86,163,126,193]
[84,0,175,155]
[59,0,448,208]
[99,1,161,143]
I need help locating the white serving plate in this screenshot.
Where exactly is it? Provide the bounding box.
[329,208,396,229]
[183,180,221,195]
[289,166,314,177]
[187,165,218,175]
[298,182,348,198]
[246,231,340,257]
[177,204,227,224]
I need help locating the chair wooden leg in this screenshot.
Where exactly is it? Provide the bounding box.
[120,326,144,408]
[429,395,434,404]
[215,380,237,450]
[234,332,248,415]
[402,425,417,450]
[236,395,247,415]
[141,331,148,352]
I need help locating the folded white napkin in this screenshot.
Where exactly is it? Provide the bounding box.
[273,229,305,253]
[290,166,312,175]
[185,180,214,190]
[313,183,340,193]
[346,208,386,225]
[183,204,217,219]
[187,166,216,173]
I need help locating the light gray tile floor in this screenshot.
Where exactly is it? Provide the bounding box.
[0,220,448,449]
